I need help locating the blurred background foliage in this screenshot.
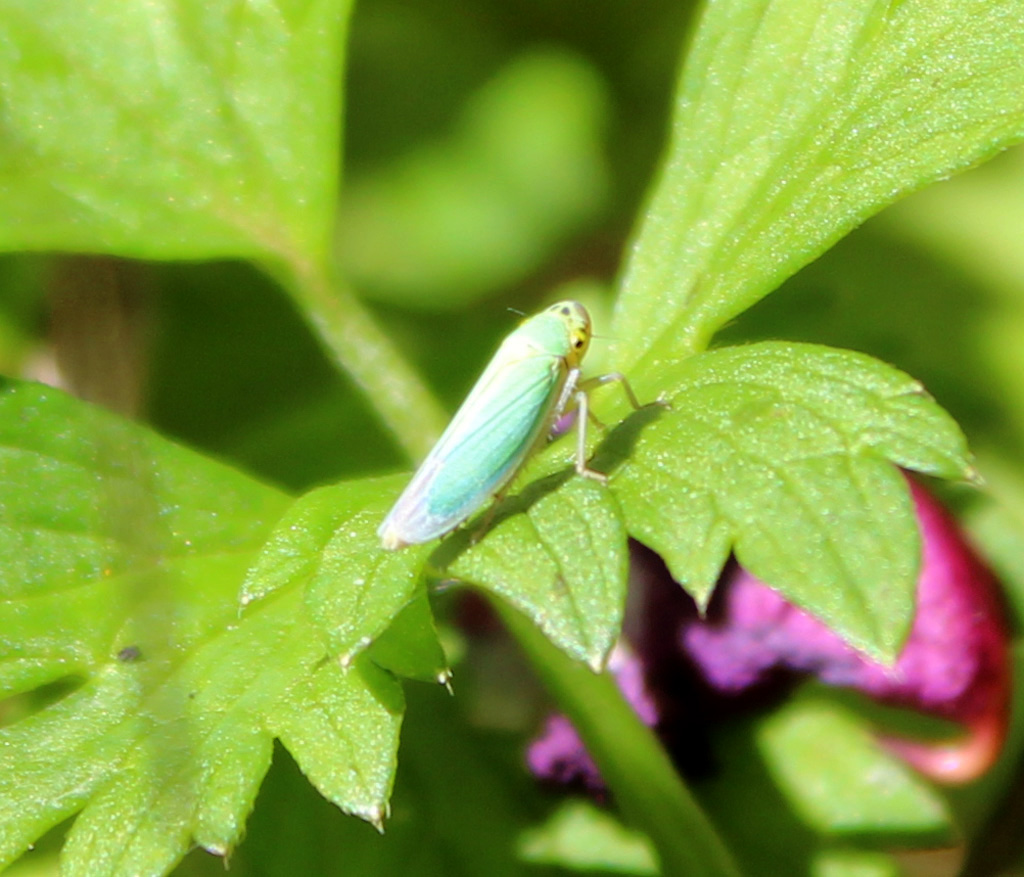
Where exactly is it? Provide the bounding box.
[2,0,1024,873]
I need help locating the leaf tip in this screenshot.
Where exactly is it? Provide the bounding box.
[238,580,268,611]
[339,636,374,671]
[438,668,454,693]
[906,379,930,398]
[693,585,715,618]
[859,638,901,669]
[359,803,388,833]
[964,464,985,488]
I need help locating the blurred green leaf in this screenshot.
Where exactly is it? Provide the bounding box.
[614,0,1024,372]
[0,381,403,873]
[0,0,450,468]
[811,848,903,877]
[439,475,628,670]
[759,697,953,841]
[609,342,971,661]
[0,0,350,268]
[517,799,659,875]
[694,707,821,876]
[339,49,609,308]
[966,454,1024,621]
[881,146,1024,456]
[694,693,956,876]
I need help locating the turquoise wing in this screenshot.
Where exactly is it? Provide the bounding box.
[379,348,566,546]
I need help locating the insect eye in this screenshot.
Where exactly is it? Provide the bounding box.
[573,337,584,349]
[560,305,572,316]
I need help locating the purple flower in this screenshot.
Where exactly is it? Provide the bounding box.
[529,476,1010,788]
[527,644,659,794]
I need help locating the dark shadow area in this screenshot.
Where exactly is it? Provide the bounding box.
[960,748,1024,875]
[0,674,86,730]
[587,401,668,478]
[693,714,821,877]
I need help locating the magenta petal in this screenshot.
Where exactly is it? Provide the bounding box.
[526,714,605,792]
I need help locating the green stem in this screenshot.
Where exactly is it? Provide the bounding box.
[498,603,741,877]
[282,260,448,463]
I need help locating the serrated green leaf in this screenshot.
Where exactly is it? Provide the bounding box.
[0,381,404,874]
[241,478,431,665]
[268,656,404,831]
[614,0,1024,371]
[366,588,451,686]
[0,0,351,266]
[237,681,561,877]
[438,474,628,671]
[0,378,287,696]
[610,343,971,661]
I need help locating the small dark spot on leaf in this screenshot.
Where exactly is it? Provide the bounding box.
[117,645,142,662]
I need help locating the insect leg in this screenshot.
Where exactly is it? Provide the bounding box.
[578,371,643,411]
[573,388,608,485]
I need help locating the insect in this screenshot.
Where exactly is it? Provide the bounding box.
[378,300,642,550]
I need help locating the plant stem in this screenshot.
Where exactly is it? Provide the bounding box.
[498,603,741,877]
[282,260,448,463]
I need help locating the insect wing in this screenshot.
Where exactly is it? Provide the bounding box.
[379,347,566,547]
[424,351,565,518]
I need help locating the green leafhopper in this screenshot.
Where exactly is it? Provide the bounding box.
[379,300,641,550]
